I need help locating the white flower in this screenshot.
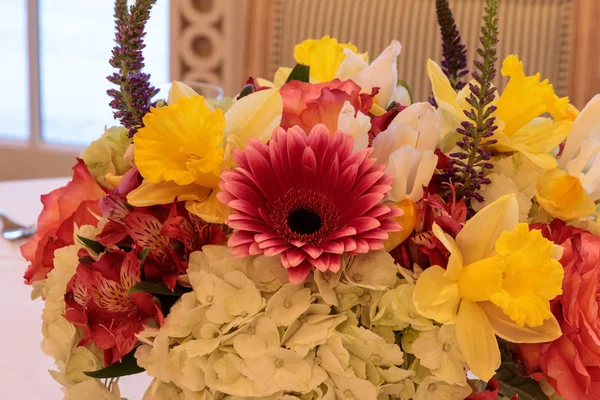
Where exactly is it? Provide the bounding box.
[371,103,440,203]
[64,380,123,400]
[559,94,600,199]
[406,326,467,386]
[266,283,313,326]
[336,41,402,108]
[337,101,371,152]
[344,251,397,290]
[414,377,472,400]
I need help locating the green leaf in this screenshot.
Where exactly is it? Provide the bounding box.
[84,348,144,378]
[129,281,188,296]
[139,248,151,266]
[397,80,413,104]
[286,64,310,83]
[496,347,549,400]
[77,235,106,254]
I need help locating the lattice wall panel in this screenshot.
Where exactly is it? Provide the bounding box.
[170,0,245,96]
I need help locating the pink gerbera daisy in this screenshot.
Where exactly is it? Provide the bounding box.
[217,124,402,284]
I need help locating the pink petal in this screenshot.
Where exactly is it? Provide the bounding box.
[283,247,307,268]
[355,229,389,240]
[287,263,312,285]
[326,254,342,273]
[310,253,331,272]
[325,226,357,241]
[354,239,370,253]
[339,193,385,223]
[263,244,290,257]
[347,216,381,233]
[320,240,345,254]
[232,244,252,257]
[257,238,288,249]
[228,231,256,247]
[342,237,358,252]
[302,245,324,259]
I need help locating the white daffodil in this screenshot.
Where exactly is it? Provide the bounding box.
[536,95,600,220]
[336,40,402,108]
[414,377,472,400]
[266,283,313,327]
[373,284,434,332]
[406,326,467,386]
[343,251,397,290]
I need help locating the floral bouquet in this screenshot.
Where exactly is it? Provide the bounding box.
[22,0,600,399]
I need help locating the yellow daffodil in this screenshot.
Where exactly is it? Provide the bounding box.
[127,82,283,223]
[413,194,563,382]
[134,95,225,188]
[293,35,359,82]
[428,55,577,169]
[536,95,600,220]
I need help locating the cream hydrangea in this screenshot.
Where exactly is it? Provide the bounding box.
[40,223,106,391]
[133,244,474,399]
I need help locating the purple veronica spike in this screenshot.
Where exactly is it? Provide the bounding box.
[107,0,159,137]
[443,0,499,207]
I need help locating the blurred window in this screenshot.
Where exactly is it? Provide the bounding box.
[0,0,169,147]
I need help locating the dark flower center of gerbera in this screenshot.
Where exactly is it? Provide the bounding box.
[270,188,339,244]
[287,208,323,235]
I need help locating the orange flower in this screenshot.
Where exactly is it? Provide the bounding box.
[279,79,373,134]
[22,159,106,284]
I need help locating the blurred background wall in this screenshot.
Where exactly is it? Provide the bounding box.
[0,0,598,181]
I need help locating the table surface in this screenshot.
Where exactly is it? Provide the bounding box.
[0,178,151,399]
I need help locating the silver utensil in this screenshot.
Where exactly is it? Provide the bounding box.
[0,210,36,241]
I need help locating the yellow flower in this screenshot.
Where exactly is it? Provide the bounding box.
[127,82,283,223]
[413,194,563,382]
[134,95,225,187]
[294,35,358,82]
[536,95,600,220]
[428,55,576,169]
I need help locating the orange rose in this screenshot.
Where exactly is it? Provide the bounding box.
[515,220,600,400]
[22,159,106,284]
[279,79,374,133]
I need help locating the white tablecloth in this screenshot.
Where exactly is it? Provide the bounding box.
[0,178,151,399]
